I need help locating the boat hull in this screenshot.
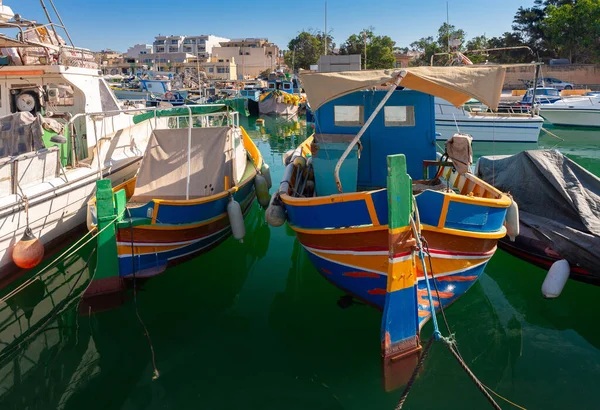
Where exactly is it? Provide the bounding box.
[435,118,543,143]
[259,99,299,116]
[112,181,256,279]
[297,226,497,323]
[539,108,600,127]
[0,159,140,282]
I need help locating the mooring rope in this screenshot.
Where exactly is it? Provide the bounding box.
[395,213,505,409]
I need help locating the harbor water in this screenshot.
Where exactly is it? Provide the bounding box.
[1,116,599,410]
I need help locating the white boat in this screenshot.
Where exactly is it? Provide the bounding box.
[538,95,600,127]
[0,3,167,278]
[435,98,544,143]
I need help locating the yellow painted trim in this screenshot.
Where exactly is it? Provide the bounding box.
[447,193,511,208]
[151,202,160,224]
[150,174,253,206]
[365,195,380,226]
[437,195,451,228]
[389,225,412,235]
[141,211,227,231]
[422,224,507,239]
[281,188,385,207]
[291,224,387,235]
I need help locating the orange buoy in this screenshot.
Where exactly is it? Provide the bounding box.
[12,227,44,269]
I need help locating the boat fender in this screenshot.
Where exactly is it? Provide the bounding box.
[227,198,246,243]
[12,227,44,269]
[505,198,520,241]
[260,162,272,189]
[278,163,295,194]
[541,259,570,299]
[254,174,270,209]
[266,192,287,227]
[283,149,294,166]
[293,155,306,168]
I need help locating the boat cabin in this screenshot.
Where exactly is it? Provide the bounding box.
[311,89,436,195]
[521,87,561,105]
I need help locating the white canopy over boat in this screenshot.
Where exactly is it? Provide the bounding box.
[299,66,506,111]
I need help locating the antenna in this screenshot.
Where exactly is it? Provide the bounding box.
[324,1,327,55]
[446,1,450,54]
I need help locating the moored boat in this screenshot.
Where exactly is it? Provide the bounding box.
[85,106,269,296]
[266,67,513,388]
[477,150,600,288]
[538,95,600,127]
[258,89,300,115]
[435,97,544,143]
[0,3,165,282]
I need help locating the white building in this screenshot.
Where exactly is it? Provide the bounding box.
[152,34,230,61]
[212,38,279,79]
[126,44,153,58]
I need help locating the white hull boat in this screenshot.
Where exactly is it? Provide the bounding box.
[435,99,544,143]
[0,7,168,279]
[539,96,600,127]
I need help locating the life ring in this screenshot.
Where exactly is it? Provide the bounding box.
[164,91,175,100]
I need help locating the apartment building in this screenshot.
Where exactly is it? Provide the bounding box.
[212,38,279,78]
[152,34,230,61]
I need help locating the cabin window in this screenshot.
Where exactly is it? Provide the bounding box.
[334,105,364,127]
[384,106,415,127]
[98,80,120,114]
[283,83,291,89]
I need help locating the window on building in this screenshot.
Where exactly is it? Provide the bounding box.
[384,106,415,127]
[208,67,214,73]
[334,106,364,127]
[171,39,178,44]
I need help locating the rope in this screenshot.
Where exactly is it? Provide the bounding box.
[0,211,124,304]
[0,247,96,363]
[394,337,434,410]
[541,127,565,141]
[126,208,160,381]
[441,337,502,410]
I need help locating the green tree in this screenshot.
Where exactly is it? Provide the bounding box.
[340,29,396,69]
[409,36,441,66]
[283,31,334,71]
[545,0,600,63]
[465,35,488,64]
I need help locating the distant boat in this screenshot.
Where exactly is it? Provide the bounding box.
[112,79,188,106]
[538,95,600,127]
[435,97,544,143]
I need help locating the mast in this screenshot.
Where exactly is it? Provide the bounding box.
[446,1,450,54]
[323,1,327,55]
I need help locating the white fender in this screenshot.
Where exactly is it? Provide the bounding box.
[254,174,270,209]
[506,198,520,242]
[227,199,246,242]
[541,259,570,299]
[260,162,272,189]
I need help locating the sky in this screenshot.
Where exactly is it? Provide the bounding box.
[16,0,535,52]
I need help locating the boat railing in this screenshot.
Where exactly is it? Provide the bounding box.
[67,104,238,200]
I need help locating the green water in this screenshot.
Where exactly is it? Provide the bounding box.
[1,117,599,410]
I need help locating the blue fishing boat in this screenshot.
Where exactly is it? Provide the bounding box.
[85,105,270,296]
[112,78,188,106]
[266,67,515,388]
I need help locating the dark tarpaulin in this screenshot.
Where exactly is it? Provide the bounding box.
[477,150,600,277]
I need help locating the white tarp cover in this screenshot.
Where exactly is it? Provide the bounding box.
[132,127,233,202]
[299,66,506,111]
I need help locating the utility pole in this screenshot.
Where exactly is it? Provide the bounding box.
[363,31,367,70]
